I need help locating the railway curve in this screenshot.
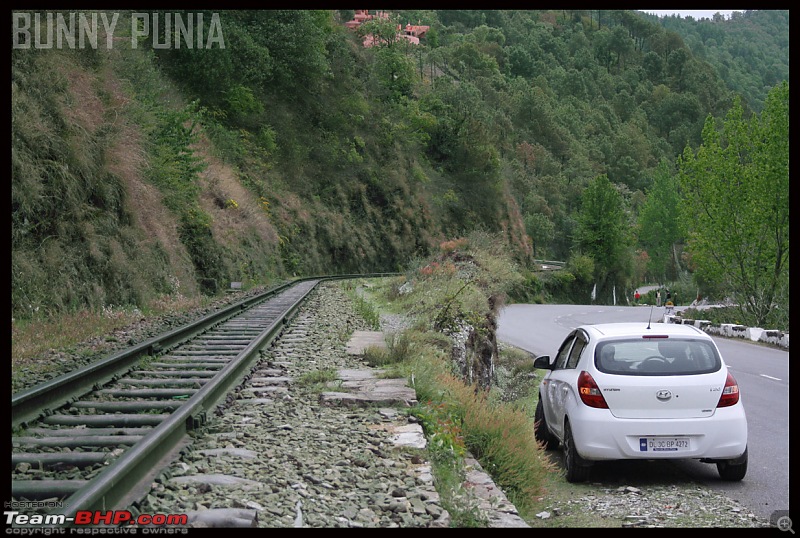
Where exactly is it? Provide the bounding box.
[10,274,395,524]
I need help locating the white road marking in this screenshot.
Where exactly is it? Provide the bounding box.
[760,374,781,381]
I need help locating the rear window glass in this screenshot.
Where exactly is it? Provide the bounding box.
[594,338,721,375]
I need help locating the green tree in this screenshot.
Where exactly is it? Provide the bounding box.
[642,51,664,84]
[358,16,401,47]
[251,10,333,96]
[666,48,691,91]
[608,25,634,72]
[637,160,684,283]
[155,13,273,107]
[592,28,614,73]
[678,83,788,327]
[524,212,554,259]
[574,175,631,302]
[448,41,500,79]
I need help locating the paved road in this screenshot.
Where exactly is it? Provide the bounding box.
[497,303,789,523]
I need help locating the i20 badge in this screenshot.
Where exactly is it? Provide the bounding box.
[656,389,672,401]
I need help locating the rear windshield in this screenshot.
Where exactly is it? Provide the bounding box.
[594,338,722,375]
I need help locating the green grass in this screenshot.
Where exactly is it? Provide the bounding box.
[347,273,555,525]
[362,332,411,367]
[344,289,381,331]
[296,367,340,392]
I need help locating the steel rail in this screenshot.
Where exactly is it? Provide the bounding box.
[10,273,398,524]
[56,279,317,519]
[11,273,397,429]
[11,281,291,429]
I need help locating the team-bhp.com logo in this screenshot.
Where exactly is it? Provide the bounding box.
[4,510,188,532]
[12,12,225,50]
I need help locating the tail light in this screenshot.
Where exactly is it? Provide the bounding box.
[578,371,608,408]
[716,372,740,407]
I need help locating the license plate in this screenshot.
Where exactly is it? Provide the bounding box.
[639,437,690,452]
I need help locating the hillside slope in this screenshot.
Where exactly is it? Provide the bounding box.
[11,9,787,322]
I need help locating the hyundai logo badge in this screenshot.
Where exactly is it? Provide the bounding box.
[656,389,672,401]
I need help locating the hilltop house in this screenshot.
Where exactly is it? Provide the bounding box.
[344,10,429,47]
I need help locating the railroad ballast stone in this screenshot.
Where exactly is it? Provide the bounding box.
[134,283,448,528]
[13,280,776,528]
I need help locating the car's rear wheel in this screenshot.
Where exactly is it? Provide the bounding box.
[563,421,591,483]
[717,447,748,481]
[534,398,558,450]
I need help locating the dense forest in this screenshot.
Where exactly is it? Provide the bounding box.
[640,10,789,113]
[11,9,789,327]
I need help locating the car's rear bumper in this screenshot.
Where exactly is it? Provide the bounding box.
[568,405,748,461]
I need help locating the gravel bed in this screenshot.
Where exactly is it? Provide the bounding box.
[535,483,770,528]
[135,283,448,528]
[11,281,775,528]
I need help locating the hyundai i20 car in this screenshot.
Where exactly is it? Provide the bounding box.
[533,322,748,482]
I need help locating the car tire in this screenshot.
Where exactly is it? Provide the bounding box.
[534,398,558,450]
[563,421,591,483]
[717,446,748,481]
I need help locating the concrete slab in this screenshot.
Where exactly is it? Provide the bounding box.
[319,390,417,408]
[346,331,387,355]
[319,368,417,408]
[389,423,427,449]
[339,369,377,381]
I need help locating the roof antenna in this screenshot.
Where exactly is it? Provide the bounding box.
[647,305,654,330]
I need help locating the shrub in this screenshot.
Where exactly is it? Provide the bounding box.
[224,84,264,125]
[507,270,544,303]
[297,367,339,390]
[178,209,229,294]
[363,331,414,367]
[347,291,380,330]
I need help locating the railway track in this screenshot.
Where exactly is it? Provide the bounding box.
[9,275,394,524]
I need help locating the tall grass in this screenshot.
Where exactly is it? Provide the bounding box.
[416,370,555,520]
[343,287,381,330]
[356,237,554,524]
[359,318,552,524]
[362,332,411,367]
[11,42,191,319]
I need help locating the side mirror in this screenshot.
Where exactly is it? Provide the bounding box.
[533,355,553,370]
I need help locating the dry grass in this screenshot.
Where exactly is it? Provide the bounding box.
[11,293,204,369]
[100,66,199,297]
[195,134,280,247]
[60,63,104,135]
[11,311,132,370]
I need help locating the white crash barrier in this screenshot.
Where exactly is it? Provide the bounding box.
[664,315,788,350]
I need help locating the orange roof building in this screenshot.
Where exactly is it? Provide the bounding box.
[344,10,429,47]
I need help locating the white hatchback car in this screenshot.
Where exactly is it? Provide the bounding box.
[533,322,748,482]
